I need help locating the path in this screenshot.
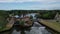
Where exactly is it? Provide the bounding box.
[6,18,14,29]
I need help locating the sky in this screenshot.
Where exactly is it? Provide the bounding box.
[0,0,60,10]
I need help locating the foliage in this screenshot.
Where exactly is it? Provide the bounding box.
[35,14,41,18]
[0,11,8,31]
[0,10,59,31]
[19,20,25,26]
[40,11,56,19]
[30,15,33,19]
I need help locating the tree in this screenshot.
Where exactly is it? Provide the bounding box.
[30,15,33,19]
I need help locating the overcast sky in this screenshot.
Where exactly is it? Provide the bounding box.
[0,0,60,10]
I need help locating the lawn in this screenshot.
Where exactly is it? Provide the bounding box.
[0,13,9,32]
[40,20,60,32]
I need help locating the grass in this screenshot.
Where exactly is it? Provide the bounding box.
[0,27,8,32]
[0,16,9,32]
[40,20,60,32]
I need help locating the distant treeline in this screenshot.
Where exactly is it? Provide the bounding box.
[0,10,60,14]
[0,10,60,30]
[0,10,60,19]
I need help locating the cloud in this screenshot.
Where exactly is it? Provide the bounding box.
[0,0,60,10]
[25,3,60,10]
[0,0,41,2]
[0,0,60,3]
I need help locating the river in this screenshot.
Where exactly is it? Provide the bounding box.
[0,13,52,34]
[12,21,51,34]
[12,13,52,34]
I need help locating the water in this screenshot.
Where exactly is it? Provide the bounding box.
[12,21,51,34]
[12,13,51,34]
[24,13,36,19]
[0,13,53,34]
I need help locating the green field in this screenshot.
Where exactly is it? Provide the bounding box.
[0,11,8,31]
[0,10,60,32]
[40,20,60,32]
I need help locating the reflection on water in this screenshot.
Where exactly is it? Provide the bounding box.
[0,13,52,34]
[12,13,51,34]
[12,22,51,34]
[25,13,36,19]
